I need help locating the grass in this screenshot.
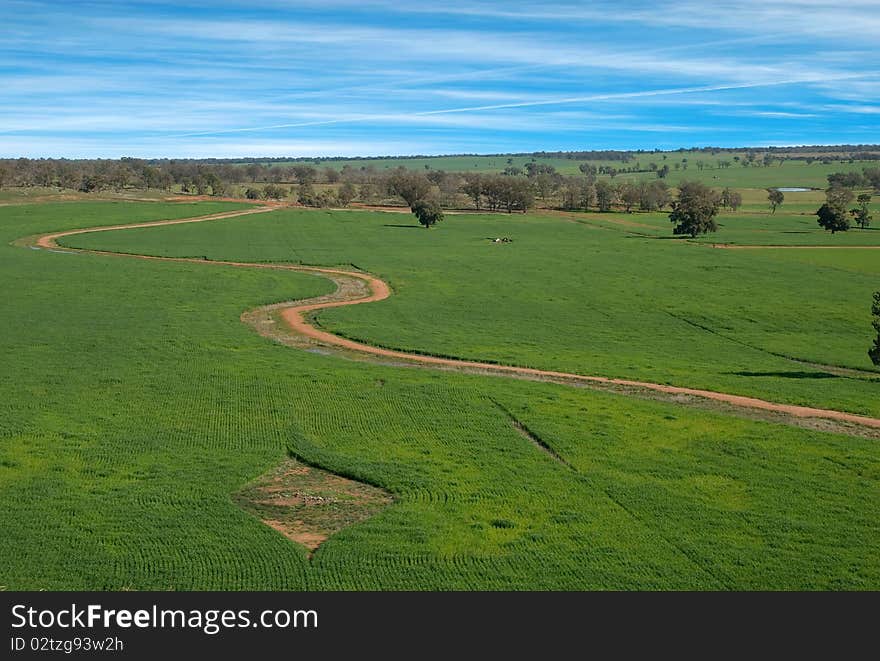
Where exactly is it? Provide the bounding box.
[68,205,880,417]
[576,210,880,247]
[0,199,878,590]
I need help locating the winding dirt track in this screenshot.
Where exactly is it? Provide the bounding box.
[31,206,880,432]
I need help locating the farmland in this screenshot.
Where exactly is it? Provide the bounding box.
[255,152,876,189]
[1,178,878,590]
[68,200,880,416]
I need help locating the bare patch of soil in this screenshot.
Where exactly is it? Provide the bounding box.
[233,457,393,557]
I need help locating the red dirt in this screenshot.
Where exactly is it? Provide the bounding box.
[30,207,880,432]
[35,206,275,249]
[262,520,328,551]
[281,300,880,429]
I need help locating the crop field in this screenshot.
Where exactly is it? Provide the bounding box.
[69,202,880,416]
[1,194,879,590]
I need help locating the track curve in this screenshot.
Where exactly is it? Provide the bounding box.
[30,205,880,432]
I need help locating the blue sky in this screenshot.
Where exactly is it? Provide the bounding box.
[2,0,879,158]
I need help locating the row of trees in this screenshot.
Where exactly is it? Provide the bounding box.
[557,178,672,212]
[826,167,880,191]
[0,157,398,195]
[2,157,874,227]
[5,150,880,193]
[459,174,535,212]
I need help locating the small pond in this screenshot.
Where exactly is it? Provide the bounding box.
[774,187,812,192]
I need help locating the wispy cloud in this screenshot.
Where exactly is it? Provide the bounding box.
[168,75,870,138]
[1,0,878,157]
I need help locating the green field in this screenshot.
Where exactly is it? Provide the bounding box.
[68,204,880,416]
[263,152,879,189]
[1,198,879,590]
[576,198,880,247]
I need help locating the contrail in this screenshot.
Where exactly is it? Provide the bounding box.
[169,74,869,138]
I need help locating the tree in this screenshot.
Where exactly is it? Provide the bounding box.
[581,181,596,210]
[358,182,379,203]
[264,183,287,200]
[816,186,854,233]
[863,167,880,191]
[668,181,721,237]
[411,199,444,228]
[870,292,880,366]
[767,188,784,214]
[460,174,483,210]
[560,178,582,210]
[314,190,337,208]
[423,169,442,186]
[595,180,616,212]
[728,190,743,211]
[827,171,864,188]
[58,165,82,190]
[533,172,561,201]
[618,181,640,213]
[578,163,597,180]
[851,193,872,229]
[816,203,850,233]
[638,180,670,211]
[108,163,133,191]
[388,169,431,209]
[244,187,263,200]
[291,165,317,185]
[209,178,228,197]
[524,162,556,178]
[501,177,534,213]
[296,182,315,205]
[826,185,854,210]
[337,181,357,207]
[245,163,263,183]
[482,176,503,211]
[437,172,461,207]
[79,175,102,193]
[194,176,209,196]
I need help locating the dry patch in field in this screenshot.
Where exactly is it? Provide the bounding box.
[233,455,393,557]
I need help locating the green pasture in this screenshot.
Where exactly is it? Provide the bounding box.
[575,203,880,246]
[68,205,880,416]
[618,160,875,189]
[1,200,878,589]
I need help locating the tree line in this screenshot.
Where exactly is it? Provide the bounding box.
[0,157,664,214]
